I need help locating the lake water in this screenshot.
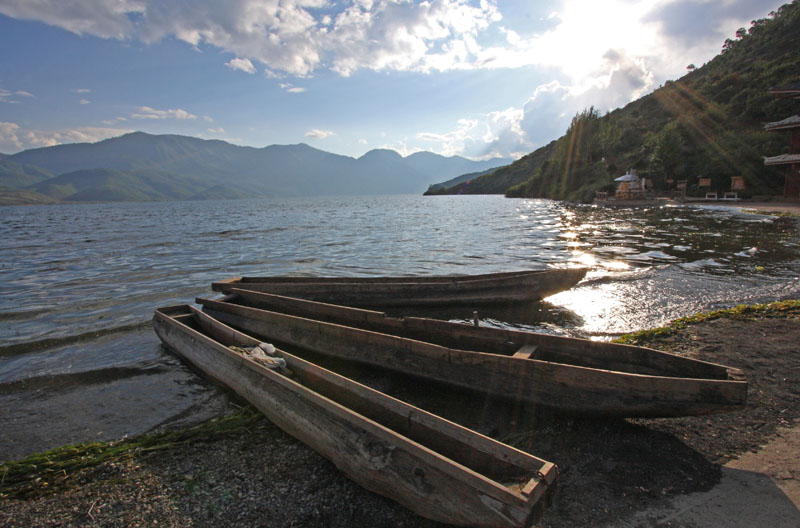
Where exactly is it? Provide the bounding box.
[2,195,799,461]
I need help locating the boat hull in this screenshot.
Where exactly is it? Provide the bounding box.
[211,268,587,306]
[153,305,557,528]
[196,291,748,418]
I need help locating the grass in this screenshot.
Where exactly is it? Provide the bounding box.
[0,406,267,500]
[614,299,800,346]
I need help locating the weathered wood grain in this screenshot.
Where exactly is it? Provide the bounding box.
[153,305,557,528]
[195,294,747,417]
[211,268,588,306]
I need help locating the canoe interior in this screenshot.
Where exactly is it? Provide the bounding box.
[196,293,747,418]
[220,289,745,383]
[155,305,557,503]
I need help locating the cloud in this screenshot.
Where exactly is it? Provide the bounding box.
[0,0,142,39]
[130,105,197,120]
[225,57,256,74]
[0,122,132,153]
[0,0,781,83]
[642,0,781,72]
[0,0,501,77]
[305,128,334,139]
[645,0,774,46]
[0,122,23,152]
[417,45,658,160]
[325,0,501,76]
[279,83,306,93]
[72,88,91,94]
[79,99,91,104]
[0,88,34,103]
[417,118,484,158]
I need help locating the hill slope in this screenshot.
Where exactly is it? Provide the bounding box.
[432,1,800,200]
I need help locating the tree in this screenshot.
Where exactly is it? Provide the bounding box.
[650,121,685,187]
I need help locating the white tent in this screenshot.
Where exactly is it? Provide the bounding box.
[614,174,639,182]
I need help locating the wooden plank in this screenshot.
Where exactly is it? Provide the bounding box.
[513,345,538,359]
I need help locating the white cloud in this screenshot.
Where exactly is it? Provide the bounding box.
[0,0,780,83]
[305,128,334,139]
[207,127,225,134]
[0,88,34,103]
[0,122,23,152]
[0,122,132,153]
[0,0,142,39]
[0,0,782,158]
[72,88,91,94]
[280,83,306,93]
[417,118,483,158]
[225,57,256,74]
[130,105,197,120]
[377,140,422,158]
[415,44,659,160]
[79,98,91,104]
[325,0,501,76]
[0,0,501,77]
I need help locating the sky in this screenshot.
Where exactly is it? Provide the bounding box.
[0,0,787,160]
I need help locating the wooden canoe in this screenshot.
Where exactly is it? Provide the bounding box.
[196,289,748,418]
[211,268,588,306]
[153,305,557,528]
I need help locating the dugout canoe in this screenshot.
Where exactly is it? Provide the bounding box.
[196,290,748,417]
[211,268,587,306]
[153,305,557,528]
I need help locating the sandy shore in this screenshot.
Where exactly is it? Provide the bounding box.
[2,301,799,527]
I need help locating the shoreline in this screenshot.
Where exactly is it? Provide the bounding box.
[2,300,799,527]
[595,198,800,216]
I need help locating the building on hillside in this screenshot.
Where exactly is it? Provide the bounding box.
[614,169,646,199]
[764,83,800,199]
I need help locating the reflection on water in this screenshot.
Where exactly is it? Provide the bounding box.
[550,204,800,336]
[1,196,799,460]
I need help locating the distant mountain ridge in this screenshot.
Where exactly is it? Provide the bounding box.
[0,132,512,203]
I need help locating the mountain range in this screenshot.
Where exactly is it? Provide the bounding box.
[0,132,511,204]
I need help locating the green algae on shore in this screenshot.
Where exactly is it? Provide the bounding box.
[614,299,800,345]
[0,406,268,500]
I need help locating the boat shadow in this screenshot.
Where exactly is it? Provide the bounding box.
[278,346,723,525]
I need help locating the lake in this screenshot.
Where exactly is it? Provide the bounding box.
[2,195,799,461]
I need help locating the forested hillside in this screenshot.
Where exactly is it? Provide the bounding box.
[431,1,800,200]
